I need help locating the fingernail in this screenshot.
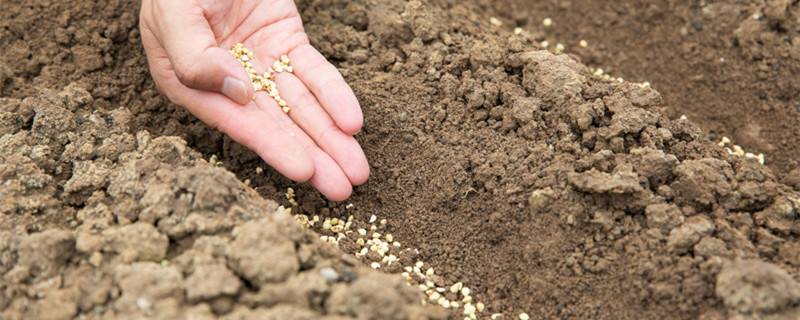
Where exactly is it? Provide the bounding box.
[222,76,248,104]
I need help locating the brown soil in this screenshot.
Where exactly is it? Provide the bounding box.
[3,0,800,319]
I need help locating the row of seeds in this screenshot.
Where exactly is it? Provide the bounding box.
[282,188,532,319]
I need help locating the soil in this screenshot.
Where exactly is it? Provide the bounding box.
[3,0,800,320]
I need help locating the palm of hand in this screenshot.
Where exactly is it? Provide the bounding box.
[140,0,369,201]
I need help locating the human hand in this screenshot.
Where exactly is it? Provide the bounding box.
[139,0,369,201]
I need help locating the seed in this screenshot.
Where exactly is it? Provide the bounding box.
[393,241,401,247]
[370,262,380,269]
[579,39,588,47]
[373,232,381,238]
[554,43,565,54]
[360,248,368,255]
[476,302,485,312]
[491,314,503,320]
[281,54,290,64]
[463,303,476,315]
[356,238,365,246]
[425,268,435,277]
[416,261,424,268]
[419,284,428,291]
[519,313,530,320]
[386,234,394,242]
[272,60,282,70]
[514,27,523,34]
[438,297,450,308]
[540,40,549,48]
[461,287,471,296]
[358,229,367,236]
[285,66,293,73]
[451,282,463,293]
[380,219,387,225]
[462,296,472,304]
[490,17,502,26]
[331,225,343,232]
[370,225,377,231]
[542,18,552,26]
[369,215,377,223]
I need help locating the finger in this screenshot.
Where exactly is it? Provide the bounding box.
[254,95,354,200]
[273,72,370,185]
[183,91,314,182]
[287,43,363,134]
[306,147,354,201]
[143,0,254,104]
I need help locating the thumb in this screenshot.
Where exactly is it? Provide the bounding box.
[174,47,255,105]
[145,0,254,104]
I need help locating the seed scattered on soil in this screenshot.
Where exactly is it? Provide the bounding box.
[579,39,588,47]
[514,27,523,34]
[717,136,765,164]
[554,43,565,54]
[289,200,490,317]
[542,17,552,26]
[490,17,502,26]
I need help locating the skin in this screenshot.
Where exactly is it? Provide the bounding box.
[140,0,369,201]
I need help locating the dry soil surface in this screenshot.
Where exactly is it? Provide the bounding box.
[3,0,800,319]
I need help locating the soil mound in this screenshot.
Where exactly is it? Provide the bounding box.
[2,0,800,319]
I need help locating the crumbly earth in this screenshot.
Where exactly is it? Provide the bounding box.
[3,0,800,319]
